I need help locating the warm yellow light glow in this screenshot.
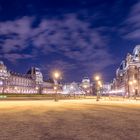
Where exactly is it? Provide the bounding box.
[98,81,101,85]
[52,70,61,79]
[97,81,102,87]
[133,79,137,84]
[83,84,88,89]
[99,84,103,88]
[129,81,133,85]
[54,86,57,90]
[94,74,101,81]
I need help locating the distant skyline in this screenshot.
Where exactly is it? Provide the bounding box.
[0,0,140,82]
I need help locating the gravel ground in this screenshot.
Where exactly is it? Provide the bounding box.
[0,99,140,140]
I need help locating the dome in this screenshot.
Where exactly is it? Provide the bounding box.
[82,77,90,83]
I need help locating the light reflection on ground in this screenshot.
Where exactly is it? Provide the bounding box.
[0,99,140,140]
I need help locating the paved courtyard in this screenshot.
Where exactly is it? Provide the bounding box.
[0,99,140,140]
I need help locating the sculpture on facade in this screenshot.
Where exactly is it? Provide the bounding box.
[126,53,132,64]
[133,45,140,61]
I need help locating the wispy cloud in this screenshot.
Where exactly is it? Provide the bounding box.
[121,1,140,40]
[2,53,33,63]
[0,13,115,80]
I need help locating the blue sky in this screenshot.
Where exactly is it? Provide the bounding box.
[0,0,140,82]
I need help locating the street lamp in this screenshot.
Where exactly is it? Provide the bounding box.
[52,70,61,101]
[94,74,102,101]
[94,75,100,81]
[53,71,61,80]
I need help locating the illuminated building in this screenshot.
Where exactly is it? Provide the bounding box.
[62,82,85,95]
[102,83,111,95]
[112,45,140,97]
[80,77,92,95]
[0,61,54,94]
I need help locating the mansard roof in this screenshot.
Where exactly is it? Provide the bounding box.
[27,67,42,75]
[9,70,32,79]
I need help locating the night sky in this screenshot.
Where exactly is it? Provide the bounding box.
[0,0,140,82]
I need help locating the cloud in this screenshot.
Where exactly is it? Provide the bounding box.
[42,59,76,75]
[121,1,140,40]
[1,53,33,63]
[0,16,34,53]
[0,13,115,80]
[32,14,113,71]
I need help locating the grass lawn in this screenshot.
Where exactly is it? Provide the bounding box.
[0,94,86,100]
[0,99,140,140]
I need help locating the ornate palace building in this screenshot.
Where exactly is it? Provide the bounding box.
[0,61,54,94]
[80,77,92,95]
[112,45,140,97]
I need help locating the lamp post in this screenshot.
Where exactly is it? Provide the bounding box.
[82,84,88,98]
[94,74,102,101]
[52,70,61,102]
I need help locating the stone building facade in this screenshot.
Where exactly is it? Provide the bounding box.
[0,61,54,94]
[80,77,92,95]
[112,45,140,97]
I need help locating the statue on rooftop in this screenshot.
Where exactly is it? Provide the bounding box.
[126,53,132,64]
